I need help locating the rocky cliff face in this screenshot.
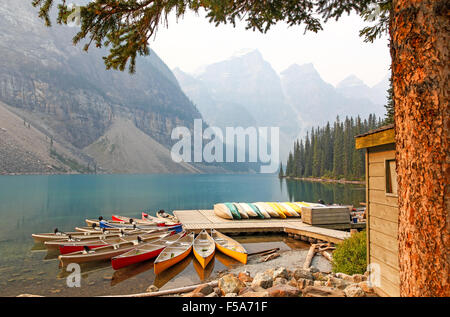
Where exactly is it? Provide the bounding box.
[0,1,206,174]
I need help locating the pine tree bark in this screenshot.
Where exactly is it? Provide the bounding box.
[391,0,449,296]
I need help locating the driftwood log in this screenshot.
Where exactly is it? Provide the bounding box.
[321,250,333,262]
[315,243,335,263]
[303,244,317,269]
[249,247,280,257]
[303,243,336,268]
[103,280,219,297]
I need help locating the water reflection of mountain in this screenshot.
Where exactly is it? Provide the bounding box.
[284,178,365,206]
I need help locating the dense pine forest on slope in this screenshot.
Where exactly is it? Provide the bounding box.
[281,114,384,181]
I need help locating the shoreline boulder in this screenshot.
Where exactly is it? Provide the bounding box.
[218,274,246,295]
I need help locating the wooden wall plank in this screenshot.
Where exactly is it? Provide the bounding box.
[376,276,400,297]
[369,203,398,223]
[369,216,398,238]
[367,147,395,163]
[370,229,398,252]
[369,176,385,191]
[370,255,400,285]
[369,189,398,207]
[370,243,399,269]
[368,162,385,177]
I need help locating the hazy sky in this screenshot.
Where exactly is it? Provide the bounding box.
[151,10,391,87]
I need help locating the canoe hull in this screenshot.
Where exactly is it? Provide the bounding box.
[193,248,215,269]
[111,248,163,270]
[254,202,279,218]
[154,246,192,275]
[211,229,247,264]
[273,202,292,217]
[142,212,180,227]
[284,202,302,215]
[214,204,233,220]
[232,203,249,219]
[224,202,241,220]
[280,203,300,217]
[215,242,247,264]
[32,232,108,243]
[238,203,260,218]
[267,202,287,218]
[59,246,136,267]
[59,244,107,255]
[248,203,270,219]
[193,230,216,269]
[156,212,178,223]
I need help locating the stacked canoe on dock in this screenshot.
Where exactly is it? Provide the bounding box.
[213,202,325,220]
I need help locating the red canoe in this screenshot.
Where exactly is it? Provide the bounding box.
[59,243,107,254]
[111,231,186,270]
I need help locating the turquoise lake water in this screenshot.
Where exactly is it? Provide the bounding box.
[0,174,365,296]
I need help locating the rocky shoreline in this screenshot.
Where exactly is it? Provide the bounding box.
[143,267,377,298]
[140,248,376,298]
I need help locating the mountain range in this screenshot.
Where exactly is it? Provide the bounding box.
[174,50,389,159]
[0,1,388,174]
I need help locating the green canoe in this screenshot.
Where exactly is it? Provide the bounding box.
[224,202,242,220]
[247,203,265,219]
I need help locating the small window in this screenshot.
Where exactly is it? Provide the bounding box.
[385,159,397,195]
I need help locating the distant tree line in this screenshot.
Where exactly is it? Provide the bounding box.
[282,114,384,181]
[384,76,394,124]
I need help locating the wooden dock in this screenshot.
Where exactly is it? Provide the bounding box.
[174,209,365,244]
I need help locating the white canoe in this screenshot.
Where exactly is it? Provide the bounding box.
[254,202,280,218]
[214,203,233,220]
[232,203,249,219]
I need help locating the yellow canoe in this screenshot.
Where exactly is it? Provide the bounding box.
[266,202,287,218]
[284,202,302,213]
[274,202,295,217]
[294,201,326,213]
[154,232,194,275]
[153,254,192,289]
[211,229,247,264]
[193,230,215,269]
[280,203,301,217]
[193,256,215,281]
[254,202,280,218]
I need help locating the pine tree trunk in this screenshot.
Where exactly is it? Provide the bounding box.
[391,0,449,296]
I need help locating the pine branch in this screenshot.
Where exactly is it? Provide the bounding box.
[32,0,389,73]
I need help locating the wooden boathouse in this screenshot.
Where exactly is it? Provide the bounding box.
[355,124,400,297]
